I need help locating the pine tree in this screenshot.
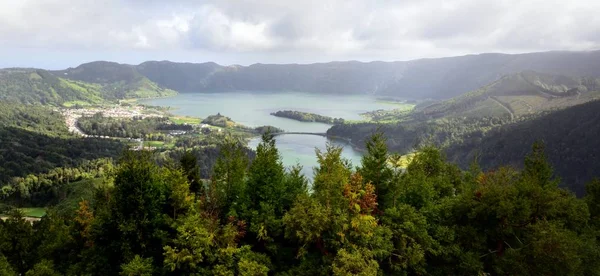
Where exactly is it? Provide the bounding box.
[179,151,203,195]
[359,131,393,211]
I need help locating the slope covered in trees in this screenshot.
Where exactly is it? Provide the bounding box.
[0,103,124,197]
[0,69,105,105]
[1,133,599,275]
[446,100,600,196]
[54,61,177,100]
[417,71,600,119]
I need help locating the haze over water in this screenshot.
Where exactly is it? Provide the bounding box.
[142,92,396,177]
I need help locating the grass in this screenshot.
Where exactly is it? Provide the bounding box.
[145,140,165,147]
[360,103,415,123]
[170,116,201,125]
[389,152,417,169]
[63,100,93,107]
[19,208,46,218]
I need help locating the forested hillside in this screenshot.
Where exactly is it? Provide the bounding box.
[417,71,600,119]
[1,134,599,275]
[0,103,124,191]
[54,61,177,100]
[446,100,600,196]
[0,69,105,105]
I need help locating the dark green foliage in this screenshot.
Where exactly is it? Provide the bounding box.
[209,137,249,217]
[25,260,60,276]
[2,159,114,206]
[0,103,123,206]
[447,99,600,196]
[93,151,172,274]
[328,115,508,154]
[0,102,70,135]
[0,135,599,275]
[179,151,203,195]
[0,255,16,276]
[120,255,153,276]
[0,210,34,274]
[359,131,393,209]
[0,127,123,190]
[271,110,344,124]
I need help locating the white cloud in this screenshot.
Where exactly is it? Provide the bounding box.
[0,0,599,65]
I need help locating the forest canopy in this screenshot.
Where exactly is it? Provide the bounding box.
[1,133,599,275]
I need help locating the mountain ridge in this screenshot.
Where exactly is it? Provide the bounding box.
[38,50,600,99]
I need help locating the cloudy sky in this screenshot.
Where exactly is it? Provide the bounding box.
[0,0,599,69]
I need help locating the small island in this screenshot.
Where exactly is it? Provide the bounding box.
[271,110,345,124]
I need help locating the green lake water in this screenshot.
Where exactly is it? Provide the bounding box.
[142,92,396,178]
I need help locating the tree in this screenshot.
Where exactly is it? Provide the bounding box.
[209,137,249,218]
[180,151,203,195]
[0,210,34,275]
[93,150,170,274]
[0,255,16,276]
[359,131,393,210]
[120,255,153,276]
[24,260,60,276]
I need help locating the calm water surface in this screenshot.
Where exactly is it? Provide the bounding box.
[142,92,395,178]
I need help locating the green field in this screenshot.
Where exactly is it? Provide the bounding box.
[19,208,46,218]
[144,140,175,148]
[360,103,415,122]
[63,100,93,107]
[170,116,201,125]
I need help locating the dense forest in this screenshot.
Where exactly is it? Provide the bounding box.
[0,104,125,195]
[1,133,599,275]
[446,99,600,196]
[271,110,344,124]
[0,69,104,106]
[0,66,175,106]
[328,115,513,154]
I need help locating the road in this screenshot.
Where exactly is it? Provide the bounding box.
[490,96,514,120]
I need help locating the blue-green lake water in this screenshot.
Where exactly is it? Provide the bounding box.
[142,92,395,178]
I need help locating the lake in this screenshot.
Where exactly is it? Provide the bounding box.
[142,92,396,178]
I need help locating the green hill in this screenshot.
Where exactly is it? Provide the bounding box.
[417,71,600,119]
[446,100,600,196]
[0,68,105,105]
[54,61,177,99]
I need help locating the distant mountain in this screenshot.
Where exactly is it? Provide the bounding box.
[4,50,600,104]
[416,71,600,119]
[131,50,600,99]
[445,100,600,196]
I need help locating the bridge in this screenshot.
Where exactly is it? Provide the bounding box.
[270,132,364,152]
[271,132,327,137]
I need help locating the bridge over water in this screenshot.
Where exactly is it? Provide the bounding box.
[271,132,327,137]
[270,132,364,152]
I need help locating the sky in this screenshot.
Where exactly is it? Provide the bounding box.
[0,0,599,69]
